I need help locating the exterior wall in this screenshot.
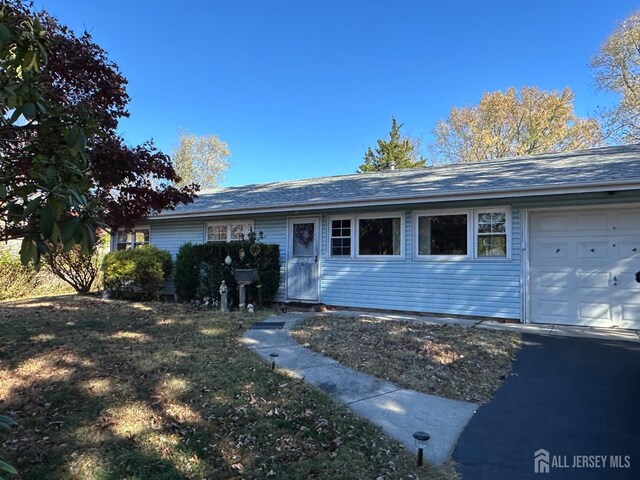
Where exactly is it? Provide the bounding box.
[254,217,287,302]
[149,220,205,257]
[319,208,522,319]
[141,189,639,320]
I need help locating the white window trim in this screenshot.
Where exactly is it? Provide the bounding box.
[413,209,471,260]
[205,220,255,243]
[474,207,511,260]
[413,207,511,260]
[115,225,150,250]
[327,215,355,258]
[355,212,405,259]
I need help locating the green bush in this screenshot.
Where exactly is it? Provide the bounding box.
[0,246,74,301]
[174,241,280,305]
[102,245,173,299]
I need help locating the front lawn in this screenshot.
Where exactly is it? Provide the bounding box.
[0,296,453,479]
[291,315,520,403]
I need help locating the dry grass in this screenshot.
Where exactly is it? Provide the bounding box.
[291,316,520,403]
[0,296,455,479]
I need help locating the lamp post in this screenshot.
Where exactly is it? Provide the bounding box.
[413,431,430,466]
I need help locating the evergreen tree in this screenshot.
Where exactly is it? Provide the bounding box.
[358,117,425,172]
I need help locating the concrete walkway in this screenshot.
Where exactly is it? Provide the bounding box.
[241,310,639,465]
[241,312,478,466]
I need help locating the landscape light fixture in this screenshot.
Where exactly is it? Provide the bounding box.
[269,353,279,370]
[412,431,430,466]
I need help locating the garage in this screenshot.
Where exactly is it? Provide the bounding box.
[528,206,640,328]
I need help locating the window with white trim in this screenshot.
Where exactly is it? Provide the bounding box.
[206,222,253,243]
[116,227,150,250]
[358,216,402,256]
[417,213,468,256]
[414,208,510,259]
[330,219,352,256]
[476,211,507,257]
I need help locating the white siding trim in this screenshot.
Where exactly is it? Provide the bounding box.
[521,209,530,323]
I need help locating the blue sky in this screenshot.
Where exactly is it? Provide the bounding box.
[38,1,638,186]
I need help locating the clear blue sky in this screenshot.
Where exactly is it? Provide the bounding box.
[38,0,638,186]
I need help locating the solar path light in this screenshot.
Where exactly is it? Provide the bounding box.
[269,353,279,370]
[413,431,430,466]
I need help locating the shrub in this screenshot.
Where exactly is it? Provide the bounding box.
[43,235,108,294]
[0,246,74,301]
[103,245,173,299]
[174,243,199,301]
[174,241,280,305]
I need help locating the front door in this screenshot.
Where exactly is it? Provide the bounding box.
[287,217,320,301]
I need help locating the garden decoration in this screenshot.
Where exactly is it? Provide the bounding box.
[219,281,228,312]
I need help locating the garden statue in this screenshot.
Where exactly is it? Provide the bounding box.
[219,281,228,312]
[247,303,254,313]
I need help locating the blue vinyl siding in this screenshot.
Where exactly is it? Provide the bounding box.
[254,217,287,302]
[320,208,522,319]
[150,220,204,257]
[142,189,639,320]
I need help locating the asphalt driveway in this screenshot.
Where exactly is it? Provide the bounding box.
[454,333,640,479]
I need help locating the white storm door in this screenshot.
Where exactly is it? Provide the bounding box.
[286,217,320,301]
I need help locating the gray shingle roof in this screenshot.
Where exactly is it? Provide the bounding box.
[155,144,640,218]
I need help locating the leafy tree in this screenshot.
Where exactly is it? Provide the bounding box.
[592,10,640,143]
[173,131,230,190]
[0,2,97,267]
[0,1,197,267]
[431,87,602,163]
[358,117,425,172]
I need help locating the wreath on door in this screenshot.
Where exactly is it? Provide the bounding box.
[294,223,314,247]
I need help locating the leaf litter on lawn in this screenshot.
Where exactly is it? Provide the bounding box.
[292,315,520,403]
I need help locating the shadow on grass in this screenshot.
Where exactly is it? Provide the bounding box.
[0,296,450,479]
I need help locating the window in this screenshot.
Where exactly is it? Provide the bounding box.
[476,211,507,257]
[417,214,468,255]
[358,216,402,256]
[206,222,253,243]
[116,227,150,250]
[330,219,352,256]
[414,208,510,259]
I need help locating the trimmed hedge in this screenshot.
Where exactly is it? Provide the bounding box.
[174,242,280,305]
[103,245,173,299]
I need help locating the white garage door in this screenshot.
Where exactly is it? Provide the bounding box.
[529,207,640,328]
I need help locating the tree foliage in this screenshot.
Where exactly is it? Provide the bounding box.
[173,131,230,190]
[592,10,640,143]
[358,117,425,172]
[0,2,97,267]
[0,1,196,267]
[42,234,106,294]
[103,245,173,299]
[431,87,602,163]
